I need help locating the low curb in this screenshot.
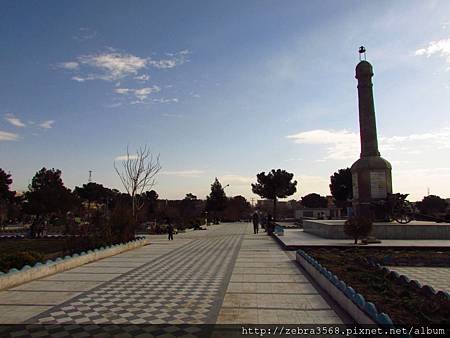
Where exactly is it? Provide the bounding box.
[296,249,394,326]
[0,237,148,290]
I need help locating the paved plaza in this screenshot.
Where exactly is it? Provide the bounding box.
[0,223,345,336]
[277,228,450,248]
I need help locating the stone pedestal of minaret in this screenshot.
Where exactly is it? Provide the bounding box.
[351,60,392,220]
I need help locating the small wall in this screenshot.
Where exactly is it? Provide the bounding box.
[296,250,394,326]
[0,237,149,291]
[303,220,450,239]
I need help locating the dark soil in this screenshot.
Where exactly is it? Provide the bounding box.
[305,247,450,326]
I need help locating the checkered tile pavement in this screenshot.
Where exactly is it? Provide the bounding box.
[25,233,243,325]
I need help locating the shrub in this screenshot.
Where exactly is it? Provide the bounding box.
[344,216,373,244]
[0,250,45,273]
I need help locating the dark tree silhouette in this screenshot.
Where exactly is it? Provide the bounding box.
[329,168,352,208]
[206,178,228,224]
[223,195,252,221]
[143,190,159,215]
[24,168,78,217]
[0,169,16,228]
[0,169,15,202]
[251,169,297,221]
[417,195,448,216]
[184,193,197,201]
[301,193,328,208]
[74,182,116,210]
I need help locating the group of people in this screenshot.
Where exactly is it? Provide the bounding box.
[252,211,274,235]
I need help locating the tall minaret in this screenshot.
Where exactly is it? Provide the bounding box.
[356,59,380,157]
[351,47,392,220]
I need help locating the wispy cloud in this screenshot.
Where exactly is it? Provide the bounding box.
[115,154,139,161]
[5,113,26,127]
[39,120,55,129]
[287,129,359,160]
[114,86,161,102]
[415,38,450,67]
[134,74,150,81]
[148,50,190,69]
[287,128,450,161]
[153,97,179,103]
[58,62,79,70]
[218,174,253,185]
[59,49,190,83]
[162,113,183,118]
[0,131,19,141]
[73,27,97,41]
[161,170,205,177]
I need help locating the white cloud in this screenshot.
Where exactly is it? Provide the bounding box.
[72,76,86,82]
[161,170,205,177]
[115,154,139,161]
[287,129,359,160]
[287,127,450,161]
[58,62,79,70]
[5,113,26,127]
[415,38,450,66]
[0,131,19,141]
[114,88,131,94]
[39,120,55,129]
[59,49,190,83]
[114,86,161,102]
[134,74,150,81]
[78,51,147,81]
[148,50,190,69]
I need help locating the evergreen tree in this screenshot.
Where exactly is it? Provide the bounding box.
[206,178,227,224]
[251,169,297,221]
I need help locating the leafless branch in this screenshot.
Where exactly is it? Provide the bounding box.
[114,145,162,216]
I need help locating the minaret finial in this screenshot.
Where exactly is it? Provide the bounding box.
[358,46,366,61]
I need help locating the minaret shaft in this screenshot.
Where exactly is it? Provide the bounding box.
[356,64,380,157]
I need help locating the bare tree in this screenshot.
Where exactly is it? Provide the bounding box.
[114,146,161,218]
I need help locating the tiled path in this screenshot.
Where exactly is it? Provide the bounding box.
[217,232,343,324]
[0,223,344,336]
[387,266,450,292]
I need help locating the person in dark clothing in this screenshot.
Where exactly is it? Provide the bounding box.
[252,212,260,234]
[267,214,274,235]
[166,218,174,240]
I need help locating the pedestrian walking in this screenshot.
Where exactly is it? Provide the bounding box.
[252,211,260,234]
[167,218,174,240]
[267,213,274,235]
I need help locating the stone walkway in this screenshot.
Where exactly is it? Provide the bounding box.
[217,232,343,324]
[387,266,450,292]
[0,223,345,336]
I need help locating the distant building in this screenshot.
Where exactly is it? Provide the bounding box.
[295,196,342,219]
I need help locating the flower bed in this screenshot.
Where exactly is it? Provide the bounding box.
[298,247,450,325]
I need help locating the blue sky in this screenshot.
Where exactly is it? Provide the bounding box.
[1,0,450,202]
